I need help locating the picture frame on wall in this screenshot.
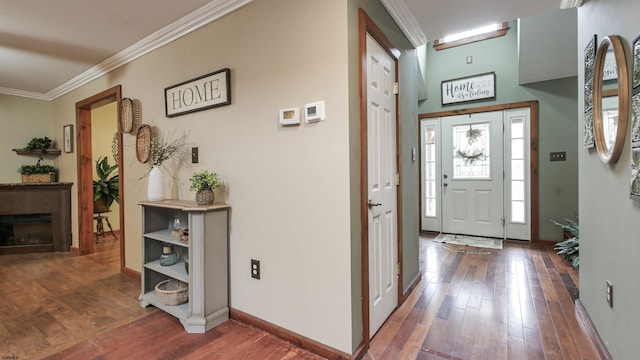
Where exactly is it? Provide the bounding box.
[584,108,595,149]
[441,72,496,105]
[633,34,640,90]
[583,35,597,150]
[632,92,640,145]
[63,124,73,153]
[631,147,640,200]
[164,68,231,118]
[584,34,596,82]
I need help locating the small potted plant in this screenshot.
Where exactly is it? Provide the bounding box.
[189,170,220,205]
[93,156,119,213]
[17,137,58,182]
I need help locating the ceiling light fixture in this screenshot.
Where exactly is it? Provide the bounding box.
[560,0,584,9]
[434,22,510,51]
[442,23,501,44]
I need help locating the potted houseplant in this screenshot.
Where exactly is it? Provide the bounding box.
[17,136,58,182]
[551,215,579,269]
[93,156,119,213]
[189,170,220,205]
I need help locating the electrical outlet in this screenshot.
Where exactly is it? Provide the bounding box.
[606,281,613,308]
[251,259,260,280]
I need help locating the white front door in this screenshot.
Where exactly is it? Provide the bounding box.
[441,112,504,238]
[366,33,398,338]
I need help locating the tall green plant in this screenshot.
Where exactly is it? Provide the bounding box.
[93,156,119,209]
[551,215,579,269]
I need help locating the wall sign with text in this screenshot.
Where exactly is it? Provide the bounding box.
[164,68,231,117]
[441,72,496,105]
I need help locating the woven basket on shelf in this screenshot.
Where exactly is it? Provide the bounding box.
[155,279,188,306]
[21,173,56,183]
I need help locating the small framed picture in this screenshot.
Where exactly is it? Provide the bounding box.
[633,34,640,90]
[63,124,74,153]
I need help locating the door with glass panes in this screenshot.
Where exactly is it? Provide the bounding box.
[420,108,531,240]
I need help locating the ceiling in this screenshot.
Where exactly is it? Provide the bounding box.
[0,0,574,100]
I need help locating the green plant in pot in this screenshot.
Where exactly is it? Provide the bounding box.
[189,170,220,205]
[551,215,579,269]
[93,156,119,213]
[17,137,58,182]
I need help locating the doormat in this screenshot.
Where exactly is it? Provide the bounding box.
[434,233,503,250]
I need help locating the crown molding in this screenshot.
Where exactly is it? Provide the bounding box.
[0,87,50,100]
[3,0,253,101]
[379,0,427,48]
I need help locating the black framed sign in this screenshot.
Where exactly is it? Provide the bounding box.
[164,68,231,117]
[441,72,496,105]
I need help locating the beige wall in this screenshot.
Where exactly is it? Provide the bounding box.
[0,94,53,183]
[91,102,120,231]
[52,0,354,353]
[578,0,640,358]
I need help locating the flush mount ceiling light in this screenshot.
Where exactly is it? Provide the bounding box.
[560,0,584,9]
[434,22,509,51]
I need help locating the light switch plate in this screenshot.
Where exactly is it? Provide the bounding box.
[550,151,566,161]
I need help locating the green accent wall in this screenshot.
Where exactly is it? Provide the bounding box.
[578,1,640,358]
[418,21,578,241]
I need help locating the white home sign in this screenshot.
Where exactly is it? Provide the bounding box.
[441,72,496,105]
[164,68,231,117]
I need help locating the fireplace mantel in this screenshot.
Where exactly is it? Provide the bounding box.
[0,183,72,254]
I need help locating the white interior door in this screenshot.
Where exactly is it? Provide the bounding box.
[441,112,504,238]
[366,33,397,338]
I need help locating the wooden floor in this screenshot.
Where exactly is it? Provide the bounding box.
[366,235,598,360]
[0,235,598,359]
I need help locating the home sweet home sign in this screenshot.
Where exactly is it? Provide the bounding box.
[164,68,231,117]
[441,72,496,105]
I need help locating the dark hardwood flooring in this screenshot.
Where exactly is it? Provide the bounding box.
[366,235,596,360]
[0,234,597,359]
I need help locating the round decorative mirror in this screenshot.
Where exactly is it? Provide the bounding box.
[593,35,629,164]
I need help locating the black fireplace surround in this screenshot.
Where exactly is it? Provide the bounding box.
[0,183,72,255]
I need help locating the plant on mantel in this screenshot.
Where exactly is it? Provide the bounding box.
[17,137,58,177]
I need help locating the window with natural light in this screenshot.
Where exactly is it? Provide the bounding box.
[424,125,437,217]
[510,117,526,223]
[434,22,509,50]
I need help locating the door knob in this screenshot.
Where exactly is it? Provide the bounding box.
[368,200,382,208]
[443,183,448,187]
[443,174,448,179]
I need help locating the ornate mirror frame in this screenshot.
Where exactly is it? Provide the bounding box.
[593,35,630,164]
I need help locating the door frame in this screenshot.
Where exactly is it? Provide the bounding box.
[358,8,403,347]
[76,85,126,271]
[419,100,540,241]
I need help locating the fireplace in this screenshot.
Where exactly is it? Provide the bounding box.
[0,183,72,255]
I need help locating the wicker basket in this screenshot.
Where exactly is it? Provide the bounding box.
[22,173,56,183]
[155,279,188,306]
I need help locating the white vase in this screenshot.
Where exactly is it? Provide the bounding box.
[147,165,165,201]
